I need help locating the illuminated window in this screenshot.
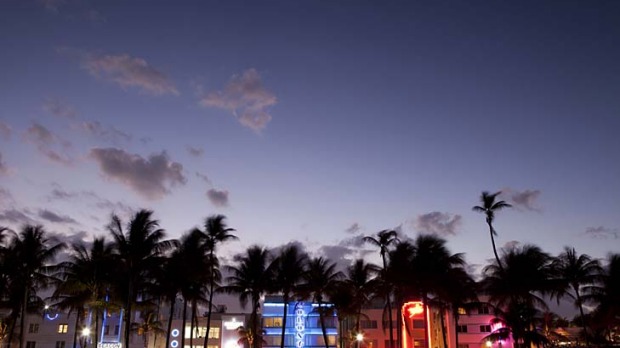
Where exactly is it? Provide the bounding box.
[208,328,220,339]
[413,340,424,347]
[263,317,283,327]
[55,342,66,348]
[456,325,468,333]
[58,324,68,334]
[480,325,492,333]
[457,307,467,315]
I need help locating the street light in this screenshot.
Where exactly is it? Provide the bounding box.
[82,327,91,337]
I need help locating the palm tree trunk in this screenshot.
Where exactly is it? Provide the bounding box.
[18,288,27,348]
[487,221,503,271]
[252,300,261,348]
[7,313,17,348]
[94,309,99,348]
[72,310,82,348]
[125,283,133,348]
[190,300,195,348]
[355,308,361,348]
[279,294,289,348]
[204,256,215,348]
[439,306,448,348]
[422,296,429,348]
[381,253,394,348]
[165,298,176,348]
[575,291,590,348]
[396,295,403,348]
[181,299,188,348]
[453,313,460,348]
[318,302,329,348]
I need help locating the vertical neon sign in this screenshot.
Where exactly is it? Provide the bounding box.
[294,302,305,348]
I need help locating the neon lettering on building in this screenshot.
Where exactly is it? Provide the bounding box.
[294,302,305,348]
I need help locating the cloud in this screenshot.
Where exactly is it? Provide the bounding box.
[0,153,8,176]
[40,0,66,12]
[199,69,276,132]
[89,148,186,200]
[414,212,462,236]
[206,188,229,207]
[83,53,178,95]
[502,188,542,211]
[0,187,14,206]
[0,208,36,225]
[345,222,361,234]
[584,226,618,239]
[47,187,133,215]
[38,209,77,224]
[43,98,77,119]
[79,121,132,143]
[0,121,11,140]
[317,234,373,270]
[24,123,73,165]
[195,172,211,185]
[187,146,204,157]
[503,240,521,250]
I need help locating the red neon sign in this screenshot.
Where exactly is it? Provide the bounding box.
[402,301,424,318]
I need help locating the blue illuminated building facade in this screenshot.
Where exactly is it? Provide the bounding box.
[262,296,338,348]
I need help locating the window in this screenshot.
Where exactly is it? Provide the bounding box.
[478,305,490,314]
[480,325,492,333]
[55,341,66,348]
[457,307,467,315]
[208,328,220,339]
[456,325,468,333]
[361,320,378,329]
[29,323,39,333]
[104,326,110,335]
[26,342,36,348]
[412,320,425,329]
[114,325,120,335]
[413,340,424,347]
[263,317,283,328]
[58,324,68,334]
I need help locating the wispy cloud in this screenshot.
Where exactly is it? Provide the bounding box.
[0,187,14,206]
[345,222,362,234]
[200,69,276,132]
[195,172,211,185]
[79,121,132,143]
[187,146,204,157]
[584,226,618,239]
[83,53,178,95]
[24,122,73,165]
[0,153,8,176]
[317,234,373,270]
[414,211,462,236]
[502,188,542,211]
[206,188,229,207]
[43,98,77,119]
[38,209,77,224]
[89,148,186,200]
[0,208,36,225]
[0,121,12,140]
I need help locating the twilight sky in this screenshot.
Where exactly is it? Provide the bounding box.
[0,0,619,274]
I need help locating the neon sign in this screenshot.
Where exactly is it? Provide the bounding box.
[97,343,121,348]
[294,302,305,348]
[224,318,243,331]
[402,301,424,318]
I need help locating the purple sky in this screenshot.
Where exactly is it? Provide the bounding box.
[1,1,619,278]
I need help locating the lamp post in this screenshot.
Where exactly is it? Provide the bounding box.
[81,327,91,348]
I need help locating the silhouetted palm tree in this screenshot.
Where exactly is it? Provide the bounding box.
[303,257,343,348]
[435,266,477,348]
[386,241,416,348]
[363,230,398,348]
[197,215,237,348]
[344,259,379,348]
[473,191,512,270]
[108,210,175,348]
[224,246,274,348]
[583,253,620,342]
[272,244,308,348]
[54,237,115,348]
[131,311,165,348]
[3,225,65,348]
[482,244,554,348]
[551,247,602,346]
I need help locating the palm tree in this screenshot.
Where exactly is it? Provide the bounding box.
[386,241,416,348]
[156,249,183,348]
[53,238,115,348]
[272,244,308,348]
[363,230,398,348]
[303,257,343,348]
[343,259,379,348]
[224,246,275,348]
[131,311,165,348]
[108,210,175,348]
[473,191,512,270]
[434,266,477,348]
[551,247,602,346]
[482,244,555,348]
[3,225,65,348]
[198,215,237,348]
[583,253,620,343]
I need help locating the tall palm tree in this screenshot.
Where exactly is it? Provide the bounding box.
[157,249,183,348]
[303,257,343,348]
[473,191,512,270]
[54,237,115,348]
[583,253,620,342]
[363,230,399,348]
[130,311,165,348]
[3,225,65,348]
[434,266,477,348]
[482,244,555,348]
[224,246,275,348]
[198,215,237,348]
[343,259,379,348]
[272,244,308,348]
[551,247,602,346]
[108,210,175,348]
[386,242,416,348]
